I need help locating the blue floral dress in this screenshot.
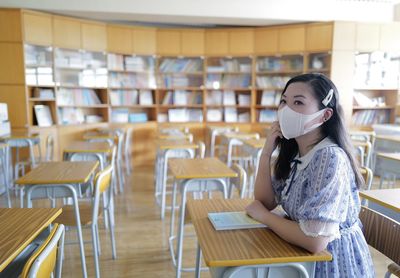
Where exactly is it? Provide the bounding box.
[272,137,375,277]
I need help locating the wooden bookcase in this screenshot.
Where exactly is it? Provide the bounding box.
[1,8,400,165]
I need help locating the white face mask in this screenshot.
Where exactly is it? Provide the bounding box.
[278,105,326,139]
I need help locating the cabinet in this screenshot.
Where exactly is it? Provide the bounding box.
[132,27,157,55]
[355,23,380,51]
[306,23,333,52]
[205,30,229,56]
[108,53,157,123]
[278,25,305,53]
[81,21,107,52]
[205,56,252,123]
[229,29,254,55]
[53,16,81,49]
[254,27,279,55]
[157,57,204,123]
[181,29,205,56]
[107,25,133,54]
[352,51,399,127]
[157,29,181,56]
[22,11,52,46]
[0,9,22,42]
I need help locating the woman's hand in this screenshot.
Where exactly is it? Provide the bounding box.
[245,200,270,224]
[262,121,283,157]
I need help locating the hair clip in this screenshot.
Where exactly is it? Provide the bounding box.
[322,89,334,106]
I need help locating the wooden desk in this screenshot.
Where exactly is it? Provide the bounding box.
[83,131,115,141]
[0,132,39,140]
[168,158,237,278]
[168,158,237,180]
[15,161,98,278]
[187,199,332,278]
[359,188,400,222]
[157,133,192,141]
[16,161,98,185]
[375,152,400,187]
[157,140,198,151]
[64,141,112,155]
[0,208,62,272]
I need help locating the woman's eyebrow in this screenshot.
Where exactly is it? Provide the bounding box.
[293,95,306,98]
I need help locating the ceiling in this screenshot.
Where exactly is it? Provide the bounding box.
[0,0,399,27]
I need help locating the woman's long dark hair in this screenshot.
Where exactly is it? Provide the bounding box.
[274,73,364,188]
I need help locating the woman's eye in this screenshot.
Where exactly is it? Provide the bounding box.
[294,101,303,105]
[280,99,286,104]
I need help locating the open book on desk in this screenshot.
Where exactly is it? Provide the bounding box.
[208,211,267,231]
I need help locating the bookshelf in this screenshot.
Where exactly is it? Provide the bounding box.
[306,52,331,74]
[352,51,400,127]
[54,48,108,125]
[205,56,252,123]
[108,53,157,123]
[254,54,303,123]
[156,57,204,123]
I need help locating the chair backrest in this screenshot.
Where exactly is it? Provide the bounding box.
[360,166,373,190]
[353,140,372,167]
[124,127,134,155]
[359,206,400,266]
[196,141,206,158]
[92,165,113,223]
[45,135,54,162]
[230,163,247,199]
[69,152,105,170]
[21,223,65,278]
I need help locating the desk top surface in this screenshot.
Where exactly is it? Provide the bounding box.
[157,133,191,140]
[157,140,198,150]
[168,158,237,179]
[376,135,400,142]
[83,132,115,140]
[359,188,400,213]
[16,161,99,185]
[1,132,39,140]
[243,138,266,149]
[222,132,259,140]
[0,208,62,272]
[187,199,332,267]
[64,141,112,153]
[376,152,400,162]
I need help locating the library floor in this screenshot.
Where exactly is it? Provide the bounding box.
[45,166,393,277]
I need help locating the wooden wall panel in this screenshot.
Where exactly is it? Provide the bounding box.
[132,27,157,55]
[81,22,107,52]
[254,27,279,55]
[0,9,22,42]
[181,29,205,56]
[0,85,27,128]
[22,11,52,46]
[53,16,81,49]
[0,43,25,84]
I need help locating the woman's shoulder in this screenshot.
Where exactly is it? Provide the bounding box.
[310,145,348,170]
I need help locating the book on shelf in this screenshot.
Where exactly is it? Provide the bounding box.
[0,103,8,122]
[353,92,386,108]
[110,90,138,106]
[57,88,102,106]
[111,109,129,123]
[206,74,251,89]
[34,105,53,127]
[159,58,202,73]
[173,91,190,105]
[206,91,222,105]
[224,108,238,123]
[168,108,188,122]
[107,54,124,71]
[256,56,303,72]
[188,109,203,122]
[85,115,104,124]
[208,211,267,231]
[223,91,236,105]
[162,91,173,105]
[58,107,85,125]
[129,113,148,123]
[139,90,154,105]
[157,113,168,123]
[260,90,280,106]
[238,111,250,123]
[259,109,277,123]
[207,109,223,122]
[256,76,290,88]
[33,88,55,99]
[238,94,251,106]
[352,109,390,126]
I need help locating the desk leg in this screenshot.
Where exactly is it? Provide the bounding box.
[175,182,188,278]
[195,243,202,278]
[169,179,178,266]
[72,191,88,278]
[2,148,11,207]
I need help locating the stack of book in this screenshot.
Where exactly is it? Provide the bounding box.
[57,89,102,106]
[352,110,390,126]
[159,58,202,72]
[109,90,138,106]
[259,109,277,123]
[260,90,281,106]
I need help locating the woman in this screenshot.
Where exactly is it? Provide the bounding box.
[246,73,374,277]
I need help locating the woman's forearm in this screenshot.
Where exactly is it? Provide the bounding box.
[260,210,330,254]
[254,154,276,210]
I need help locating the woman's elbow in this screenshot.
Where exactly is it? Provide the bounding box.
[304,237,329,254]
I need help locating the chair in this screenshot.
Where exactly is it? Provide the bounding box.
[360,166,373,191]
[196,141,206,158]
[209,126,239,157]
[44,134,54,162]
[226,133,260,167]
[124,127,134,176]
[229,163,248,198]
[20,223,65,278]
[56,165,116,278]
[353,140,372,167]
[359,206,400,278]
